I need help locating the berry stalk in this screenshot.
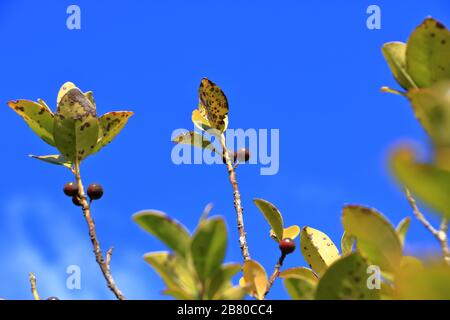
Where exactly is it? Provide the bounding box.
[73,162,125,300]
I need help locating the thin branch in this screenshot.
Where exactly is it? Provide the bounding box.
[29,272,40,300]
[405,188,450,265]
[220,134,250,261]
[74,162,126,300]
[264,253,286,299]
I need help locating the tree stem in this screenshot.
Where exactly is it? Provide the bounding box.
[73,162,125,300]
[29,272,40,300]
[264,253,286,299]
[405,188,450,265]
[220,134,250,261]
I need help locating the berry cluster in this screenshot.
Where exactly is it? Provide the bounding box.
[63,182,104,205]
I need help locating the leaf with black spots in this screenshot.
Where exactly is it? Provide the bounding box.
[7,99,55,146]
[93,111,133,154]
[53,88,99,163]
[198,78,229,132]
[406,18,450,87]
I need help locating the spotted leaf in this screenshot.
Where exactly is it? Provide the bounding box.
[315,252,380,300]
[7,99,55,146]
[53,88,100,163]
[93,111,133,154]
[172,131,217,153]
[406,18,450,88]
[342,205,402,273]
[300,227,340,276]
[198,78,229,132]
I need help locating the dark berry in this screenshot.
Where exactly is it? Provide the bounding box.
[222,151,237,164]
[279,238,296,255]
[72,196,82,207]
[87,183,104,200]
[46,296,59,300]
[236,148,251,162]
[63,182,78,197]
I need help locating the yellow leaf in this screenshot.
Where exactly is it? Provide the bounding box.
[300,227,340,276]
[198,78,229,132]
[243,260,268,300]
[57,81,76,106]
[270,225,301,242]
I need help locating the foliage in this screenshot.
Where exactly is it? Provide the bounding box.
[5,16,450,301]
[8,82,133,168]
[133,210,247,300]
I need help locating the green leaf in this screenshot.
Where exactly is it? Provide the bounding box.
[341,231,355,255]
[407,81,450,147]
[395,264,450,299]
[191,217,227,282]
[284,277,316,300]
[172,131,217,153]
[242,259,268,300]
[406,18,450,88]
[254,198,284,243]
[207,263,241,300]
[316,252,380,300]
[198,78,229,132]
[133,210,191,258]
[396,217,411,246]
[390,146,450,219]
[279,267,318,282]
[7,99,55,146]
[93,111,133,154]
[300,227,340,276]
[342,205,402,273]
[53,88,99,163]
[29,154,72,169]
[382,42,417,90]
[144,251,197,298]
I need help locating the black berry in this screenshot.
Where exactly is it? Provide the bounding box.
[222,151,237,164]
[279,238,296,255]
[63,182,79,197]
[88,183,104,200]
[46,296,59,300]
[236,148,251,162]
[72,196,82,207]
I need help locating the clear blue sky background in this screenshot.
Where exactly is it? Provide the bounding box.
[0,0,449,300]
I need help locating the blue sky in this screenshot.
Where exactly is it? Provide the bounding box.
[0,0,449,300]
